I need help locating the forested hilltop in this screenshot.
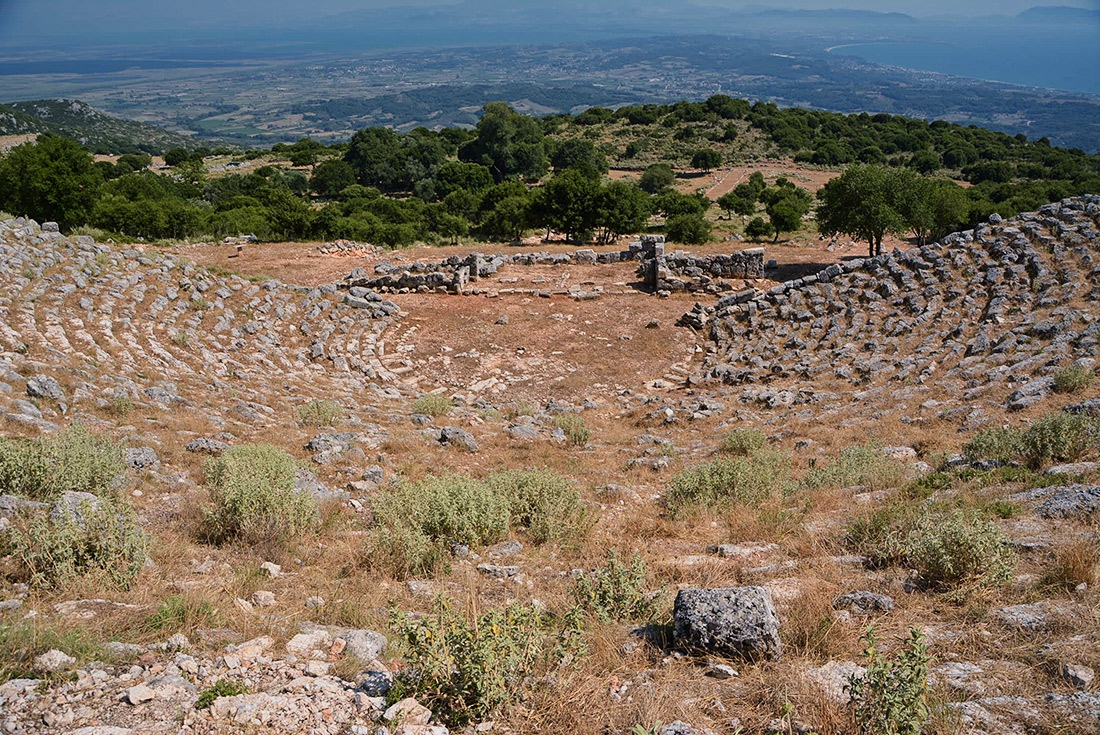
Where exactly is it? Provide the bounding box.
[1,97,1097,250]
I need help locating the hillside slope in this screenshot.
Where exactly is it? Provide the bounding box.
[1,100,200,154]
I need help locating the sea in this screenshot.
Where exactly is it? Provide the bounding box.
[830,28,1100,96]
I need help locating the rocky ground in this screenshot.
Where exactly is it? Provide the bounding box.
[1,199,1099,735]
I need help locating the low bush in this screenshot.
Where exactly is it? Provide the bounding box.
[0,425,126,501]
[389,598,586,727]
[904,509,1015,590]
[848,627,930,735]
[366,475,509,578]
[845,503,917,568]
[665,451,791,518]
[847,505,1015,591]
[202,444,317,546]
[196,680,249,709]
[1020,413,1098,467]
[801,442,907,491]
[1054,364,1094,394]
[719,427,766,457]
[108,393,134,417]
[412,393,453,417]
[488,469,588,546]
[962,426,1023,463]
[297,399,342,427]
[554,414,590,447]
[7,496,146,589]
[573,549,659,623]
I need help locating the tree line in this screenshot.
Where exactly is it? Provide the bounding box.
[0,96,1095,250]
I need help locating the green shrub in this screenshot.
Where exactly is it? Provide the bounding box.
[801,443,907,491]
[412,394,453,417]
[389,599,586,727]
[367,475,509,578]
[846,505,1014,591]
[719,428,766,456]
[903,509,1015,590]
[1021,413,1098,467]
[487,469,588,546]
[69,225,108,240]
[108,394,134,416]
[554,414,591,447]
[297,399,342,427]
[202,444,317,545]
[1054,365,1094,394]
[7,497,146,589]
[848,627,929,735]
[573,549,659,623]
[196,680,249,709]
[845,503,917,568]
[665,451,791,518]
[0,425,126,501]
[962,426,1023,463]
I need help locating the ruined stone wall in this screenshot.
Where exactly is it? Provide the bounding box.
[639,247,766,294]
[339,234,763,295]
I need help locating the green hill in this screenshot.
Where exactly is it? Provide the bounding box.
[0,99,201,155]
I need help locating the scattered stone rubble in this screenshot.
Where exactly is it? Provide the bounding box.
[315,240,383,257]
[0,627,453,735]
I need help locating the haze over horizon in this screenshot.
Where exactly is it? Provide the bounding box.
[0,0,1096,38]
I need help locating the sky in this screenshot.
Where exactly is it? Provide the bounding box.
[0,0,1096,37]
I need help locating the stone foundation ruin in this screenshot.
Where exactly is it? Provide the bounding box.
[338,234,766,296]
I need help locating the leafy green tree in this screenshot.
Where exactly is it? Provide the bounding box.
[549,138,608,180]
[907,150,941,174]
[174,158,207,187]
[705,94,750,120]
[655,190,710,218]
[310,159,357,198]
[730,184,759,221]
[761,184,812,242]
[434,212,469,245]
[639,163,675,194]
[459,102,547,183]
[691,149,722,172]
[0,133,102,231]
[745,216,773,242]
[433,161,493,199]
[479,195,531,242]
[747,172,767,197]
[442,189,482,223]
[666,213,711,245]
[530,169,600,243]
[345,127,402,189]
[163,148,191,167]
[286,137,326,167]
[816,164,911,257]
[594,181,652,244]
[116,153,152,173]
[898,176,971,246]
[716,188,757,221]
